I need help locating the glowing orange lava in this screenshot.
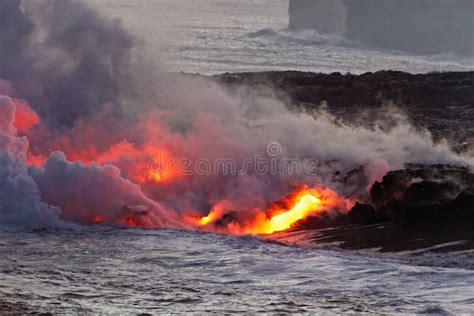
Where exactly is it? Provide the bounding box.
[196,186,354,235]
[198,209,220,225]
[267,193,320,233]
[10,100,349,232]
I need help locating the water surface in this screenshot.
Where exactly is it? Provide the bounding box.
[1,228,473,313]
[87,0,474,74]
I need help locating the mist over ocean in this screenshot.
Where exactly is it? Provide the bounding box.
[87,0,474,74]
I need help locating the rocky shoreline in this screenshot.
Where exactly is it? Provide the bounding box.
[212,71,474,260]
[214,71,474,149]
[290,164,474,261]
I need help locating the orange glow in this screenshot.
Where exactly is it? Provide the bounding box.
[9,99,355,232]
[27,152,47,167]
[13,99,40,133]
[92,214,105,224]
[95,140,138,164]
[132,145,180,184]
[123,216,139,227]
[192,205,224,227]
[196,186,354,235]
[118,209,151,228]
[199,210,219,225]
[267,194,320,233]
[18,107,182,186]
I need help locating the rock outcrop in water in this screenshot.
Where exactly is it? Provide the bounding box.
[289,0,474,54]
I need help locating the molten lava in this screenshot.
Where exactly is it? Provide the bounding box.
[199,209,220,225]
[267,194,320,233]
[196,186,353,235]
[4,88,354,233]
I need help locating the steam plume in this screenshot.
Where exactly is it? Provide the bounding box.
[0,0,471,232]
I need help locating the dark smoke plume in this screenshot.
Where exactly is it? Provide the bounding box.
[0,0,137,127]
[0,0,471,231]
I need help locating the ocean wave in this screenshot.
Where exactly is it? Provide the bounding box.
[247,28,358,48]
[1,227,473,313]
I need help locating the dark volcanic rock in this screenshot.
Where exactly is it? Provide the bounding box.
[347,203,379,225]
[367,165,474,226]
[299,165,474,253]
[214,211,239,228]
[215,71,474,148]
[404,181,460,202]
[387,190,474,227]
[216,71,474,111]
[211,70,474,253]
[292,211,347,231]
[370,165,474,207]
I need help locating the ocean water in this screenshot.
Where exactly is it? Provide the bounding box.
[2,1,474,313]
[86,0,474,75]
[1,227,473,314]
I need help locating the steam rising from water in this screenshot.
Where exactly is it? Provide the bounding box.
[0,0,472,230]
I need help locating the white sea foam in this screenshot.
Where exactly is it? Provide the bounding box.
[87,0,474,75]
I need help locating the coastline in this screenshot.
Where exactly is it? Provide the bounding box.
[213,70,474,147]
[212,70,474,264]
[265,225,474,269]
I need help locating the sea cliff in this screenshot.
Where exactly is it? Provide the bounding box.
[289,0,474,54]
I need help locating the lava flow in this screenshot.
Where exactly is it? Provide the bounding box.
[3,89,354,233]
[193,186,354,235]
[268,194,320,233]
[3,0,466,234]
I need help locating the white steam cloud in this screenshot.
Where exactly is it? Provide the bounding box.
[0,0,472,229]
